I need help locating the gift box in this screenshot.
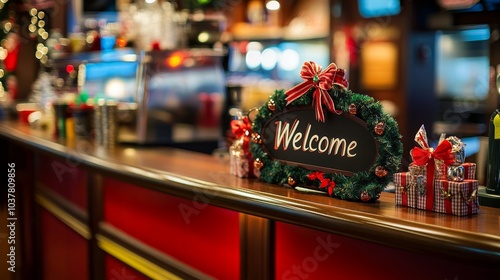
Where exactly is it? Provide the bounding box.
[434,179,479,216]
[230,138,253,178]
[462,162,476,180]
[394,172,417,208]
[410,125,456,211]
[229,116,254,178]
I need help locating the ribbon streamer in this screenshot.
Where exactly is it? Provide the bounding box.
[285,61,348,122]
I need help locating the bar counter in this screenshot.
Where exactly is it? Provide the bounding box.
[1,120,499,279]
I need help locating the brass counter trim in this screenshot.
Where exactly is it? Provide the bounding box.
[97,234,182,280]
[35,191,91,240]
[98,223,213,280]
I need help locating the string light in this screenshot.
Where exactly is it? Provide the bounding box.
[0,0,10,75]
[28,7,49,65]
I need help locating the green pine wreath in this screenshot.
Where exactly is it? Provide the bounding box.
[250,87,403,202]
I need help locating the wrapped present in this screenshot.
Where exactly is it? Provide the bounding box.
[434,179,479,216]
[410,125,455,211]
[462,163,477,180]
[445,135,468,182]
[394,172,417,208]
[229,116,254,178]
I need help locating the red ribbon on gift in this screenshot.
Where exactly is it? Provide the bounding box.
[441,182,453,214]
[231,117,251,139]
[285,61,348,122]
[410,125,455,210]
[231,117,252,157]
[400,173,408,206]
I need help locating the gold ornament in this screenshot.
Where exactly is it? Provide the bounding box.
[375,166,388,178]
[348,103,357,115]
[287,176,296,186]
[251,132,262,144]
[374,122,385,135]
[267,99,276,111]
[441,189,452,200]
[253,158,263,170]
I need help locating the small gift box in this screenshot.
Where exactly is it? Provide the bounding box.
[229,116,254,178]
[394,172,417,208]
[434,179,479,216]
[462,162,477,180]
[230,138,253,178]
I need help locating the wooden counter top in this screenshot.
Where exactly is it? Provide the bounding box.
[1,121,499,267]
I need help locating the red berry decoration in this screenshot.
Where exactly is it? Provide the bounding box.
[287,176,297,186]
[375,166,388,178]
[374,122,385,135]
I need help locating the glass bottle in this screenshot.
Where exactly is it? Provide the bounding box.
[486,109,500,194]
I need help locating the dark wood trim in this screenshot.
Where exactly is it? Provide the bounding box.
[240,214,274,280]
[98,222,214,280]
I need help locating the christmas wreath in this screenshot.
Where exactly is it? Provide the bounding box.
[249,61,403,202]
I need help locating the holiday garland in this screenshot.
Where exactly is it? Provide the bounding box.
[250,70,403,202]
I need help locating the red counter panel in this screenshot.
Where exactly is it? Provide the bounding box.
[103,178,240,279]
[40,209,88,280]
[105,254,150,280]
[36,154,88,211]
[275,222,496,280]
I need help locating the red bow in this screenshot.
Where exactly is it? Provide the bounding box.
[307,171,336,196]
[231,117,251,139]
[410,140,455,166]
[285,61,348,122]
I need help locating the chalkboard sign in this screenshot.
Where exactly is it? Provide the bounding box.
[261,107,378,175]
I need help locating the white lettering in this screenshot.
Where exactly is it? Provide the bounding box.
[274,120,300,151]
[272,120,358,158]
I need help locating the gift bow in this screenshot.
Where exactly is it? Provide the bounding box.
[410,125,455,166]
[230,116,252,158]
[410,140,455,166]
[285,61,348,122]
[230,117,251,139]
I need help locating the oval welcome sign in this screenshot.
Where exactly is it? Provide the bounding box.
[249,62,403,202]
[261,107,377,175]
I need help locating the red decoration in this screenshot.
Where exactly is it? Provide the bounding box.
[229,117,254,178]
[267,99,276,111]
[285,61,348,122]
[375,166,388,178]
[409,125,455,210]
[253,158,263,170]
[230,117,252,155]
[374,122,385,135]
[348,103,357,115]
[360,191,371,202]
[307,171,335,196]
[231,117,251,139]
[307,171,324,181]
